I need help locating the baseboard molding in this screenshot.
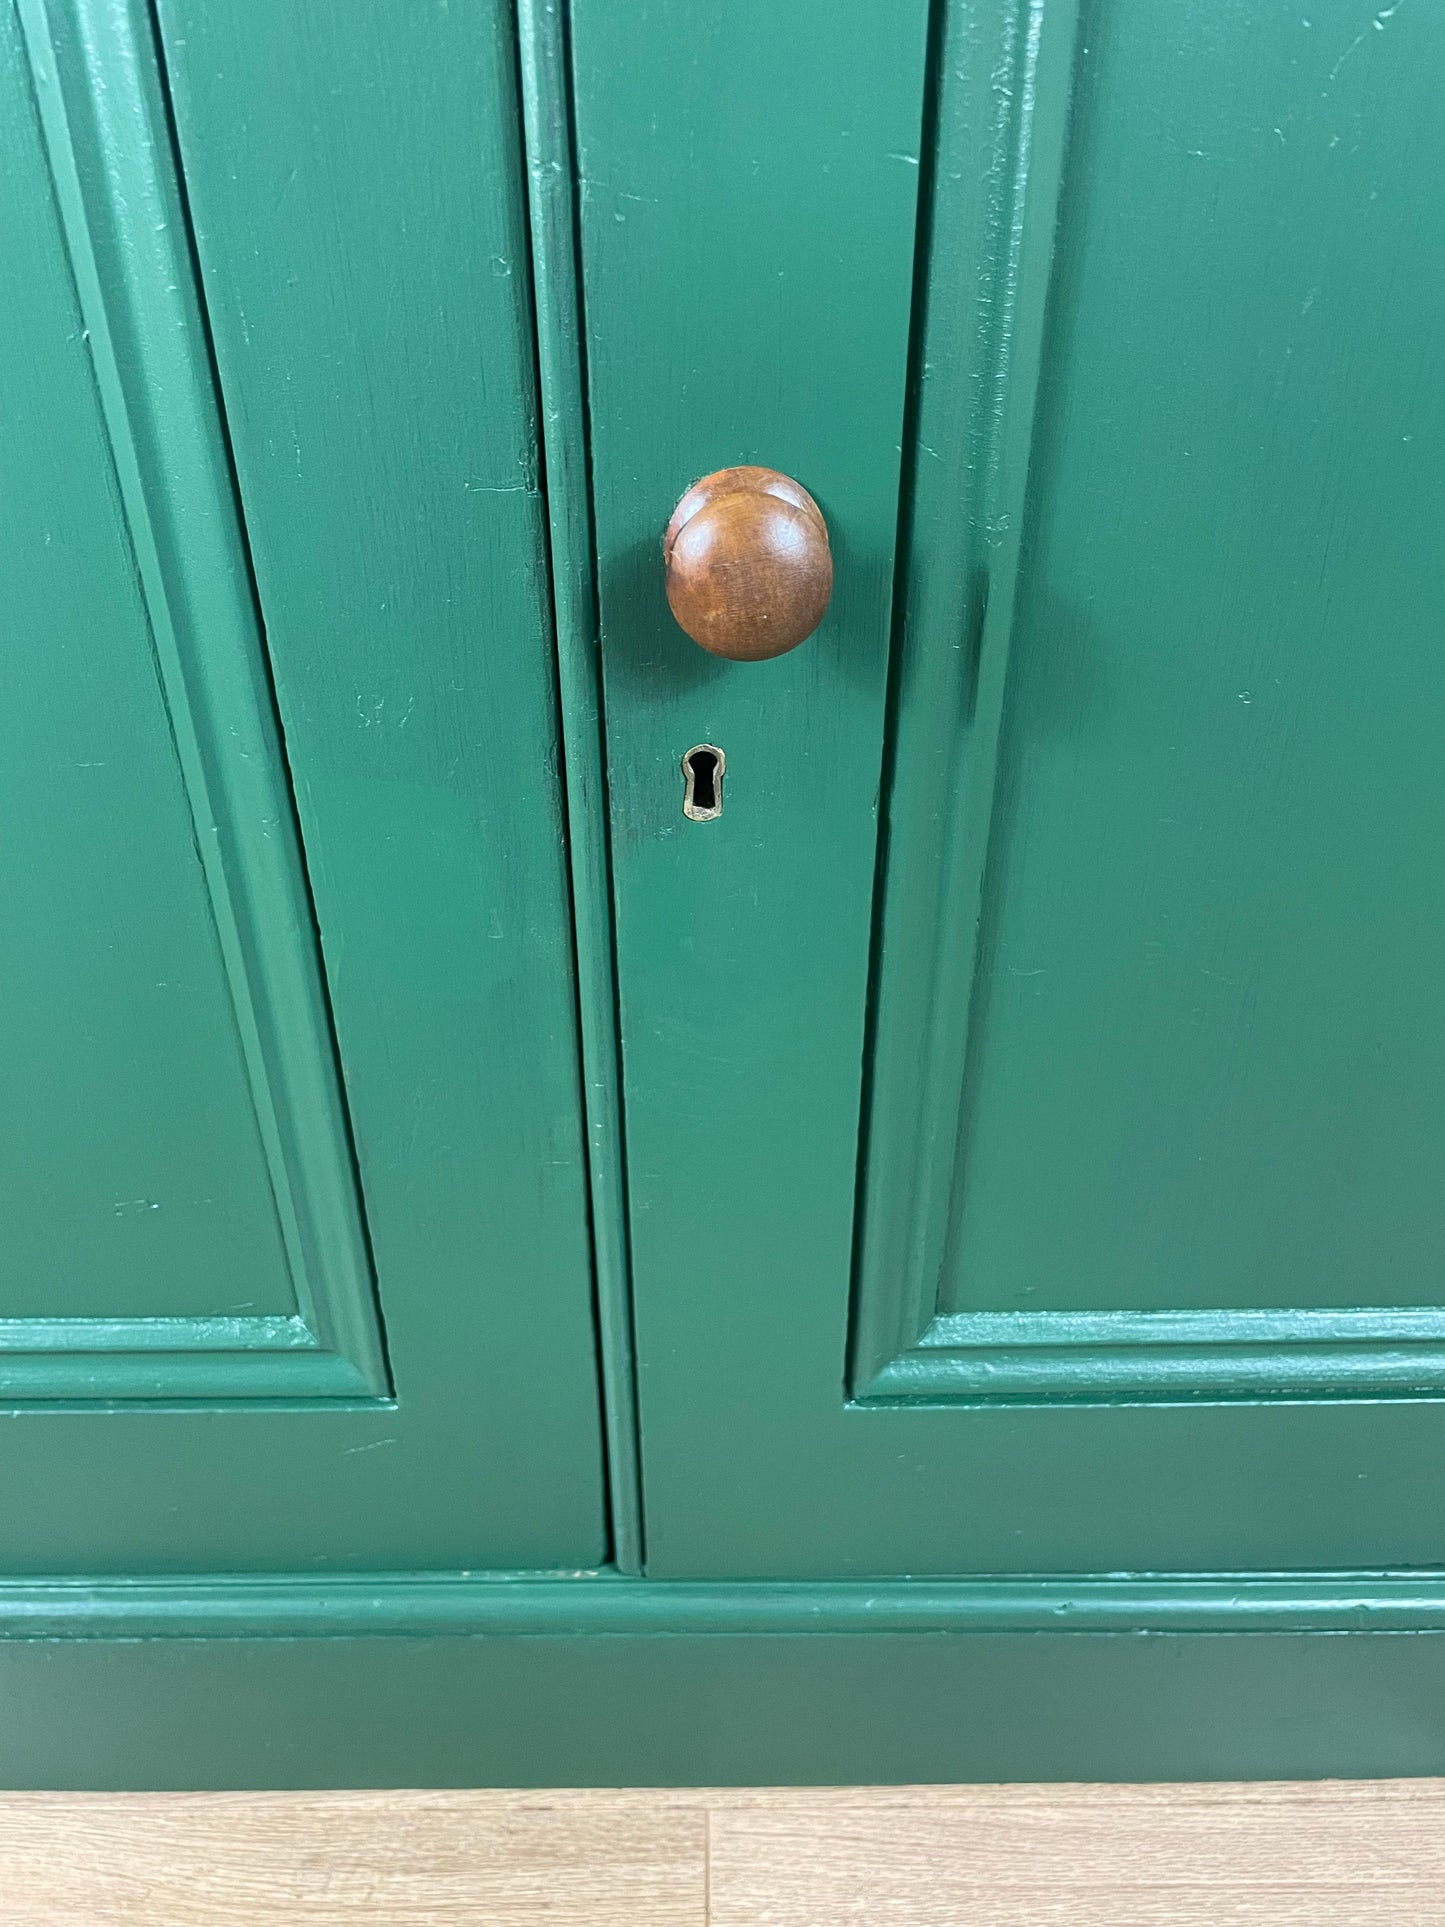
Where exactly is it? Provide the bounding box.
[4,1570,1445,1788]
[2,1567,1445,1637]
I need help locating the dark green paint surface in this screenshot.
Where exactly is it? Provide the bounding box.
[153,0,612,1564]
[6,1609,1445,1788]
[3,0,606,1571]
[6,0,1445,1786]
[942,0,1445,1319]
[1,9,297,1326]
[577,0,1445,1579]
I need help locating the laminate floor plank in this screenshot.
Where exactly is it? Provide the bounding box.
[0,1789,706,1927]
[0,1781,1441,1925]
[706,1780,1445,1926]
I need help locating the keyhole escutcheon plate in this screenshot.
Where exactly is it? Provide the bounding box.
[682,744,725,821]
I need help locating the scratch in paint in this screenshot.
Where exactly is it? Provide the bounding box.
[1328,0,1407,82]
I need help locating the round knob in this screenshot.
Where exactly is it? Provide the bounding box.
[663,466,832,661]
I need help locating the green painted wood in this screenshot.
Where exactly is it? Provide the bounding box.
[870,0,1445,1348]
[871,1307,1445,1401]
[6,1584,1445,1785]
[516,0,643,1573]
[9,0,1445,1791]
[2,0,313,1341]
[853,0,1082,1388]
[3,1569,1445,1639]
[0,0,606,1570]
[12,0,387,1402]
[570,0,934,1577]
[579,0,1445,1577]
[861,0,1445,1422]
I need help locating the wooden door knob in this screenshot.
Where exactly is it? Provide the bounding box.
[663,467,832,661]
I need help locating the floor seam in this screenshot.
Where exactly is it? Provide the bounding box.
[703,1804,712,1927]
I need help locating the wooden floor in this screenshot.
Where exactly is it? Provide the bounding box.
[1,1781,1442,1923]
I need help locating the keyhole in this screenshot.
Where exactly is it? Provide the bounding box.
[682,744,725,821]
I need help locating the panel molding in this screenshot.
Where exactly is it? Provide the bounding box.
[0,1320,381,1402]
[847,0,1445,1412]
[14,0,387,1400]
[863,1307,1445,1403]
[850,0,1083,1389]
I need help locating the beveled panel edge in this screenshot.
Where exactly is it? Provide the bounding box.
[850,0,1085,1386]
[0,1317,382,1401]
[859,1306,1445,1403]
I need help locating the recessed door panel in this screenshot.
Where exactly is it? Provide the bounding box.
[4,72,311,1333]
[3,0,605,1569]
[855,0,1445,1403]
[9,0,385,1407]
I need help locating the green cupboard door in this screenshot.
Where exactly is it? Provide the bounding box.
[3,0,606,1571]
[574,0,1445,1575]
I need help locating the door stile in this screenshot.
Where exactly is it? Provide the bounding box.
[514,0,644,1572]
